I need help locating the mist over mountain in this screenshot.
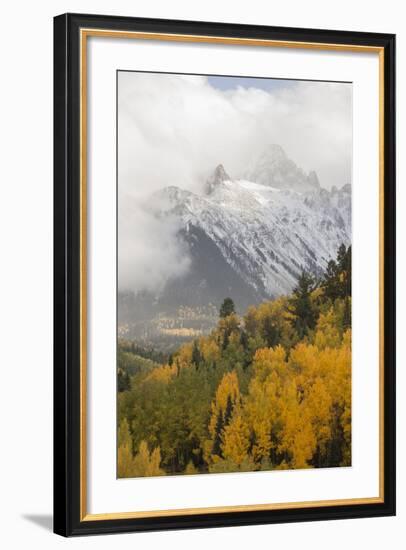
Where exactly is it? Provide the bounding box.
[118,146,351,347]
[244,144,321,193]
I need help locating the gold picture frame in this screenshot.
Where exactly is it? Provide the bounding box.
[54,13,396,536]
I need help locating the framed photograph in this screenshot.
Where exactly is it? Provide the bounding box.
[54,13,396,536]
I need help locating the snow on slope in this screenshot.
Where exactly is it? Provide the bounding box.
[150,148,351,299]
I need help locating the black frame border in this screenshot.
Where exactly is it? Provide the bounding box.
[54,12,396,537]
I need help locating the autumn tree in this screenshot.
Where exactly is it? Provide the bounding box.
[219,297,236,318]
[117,250,352,477]
[207,371,241,463]
[117,419,134,478]
[288,271,318,338]
[221,410,251,466]
[244,349,285,464]
[185,461,198,475]
[117,418,164,477]
[132,441,164,477]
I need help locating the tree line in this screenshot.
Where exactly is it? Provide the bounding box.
[117,244,352,477]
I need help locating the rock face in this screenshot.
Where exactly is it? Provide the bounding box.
[205,163,231,194]
[244,144,321,193]
[119,146,351,337]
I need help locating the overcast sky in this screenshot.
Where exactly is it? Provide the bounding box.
[118,71,352,294]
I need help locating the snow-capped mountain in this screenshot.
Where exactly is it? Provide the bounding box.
[119,145,351,339]
[151,150,350,303]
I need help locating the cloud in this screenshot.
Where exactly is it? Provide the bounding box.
[118,71,352,294]
[118,195,191,295]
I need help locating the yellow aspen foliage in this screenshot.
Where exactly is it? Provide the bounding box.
[311,287,324,301]
[118,254,352,477]
[221,410,250,465]
[145,363,177,383]
[229,330,243,347]
[208,371,240,438]
[306,377,332,453]
[218,313,240,333]
[288,420,317,469]
[252,297,288,323]
[244,373,282,462]
[244,305,260,335]
[341,404,352,465]
[200,337,220,364]
[205,371,242,466]
[117,441,134,478]
[244,297,295,348]
[314,308,341,349]
[278,381,316,468]
[117,419,134,478]
[290,343,328,381]
[274,461,290,470]
[132,441,164,477]
[184,461,198,475]
[176,340,194,367]
[118,417,131,447]
[330,329,351,464]
[117,419,164,478]
[252,345,287,382]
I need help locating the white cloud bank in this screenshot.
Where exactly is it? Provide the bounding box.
[118,71,352,294]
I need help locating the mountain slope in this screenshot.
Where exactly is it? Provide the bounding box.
[151,167,351,300]
[119,146,351,343]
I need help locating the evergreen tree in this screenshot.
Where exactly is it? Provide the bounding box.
[343,296,351,330]
[323,244,352,301]
[223,395,234,426]
[239,329,249,350]
[288,271,317,338]
[337,243,347,272]
[219,297,236,318]
[222,330,230,351]
[340,245,352,297]
[263,315,279,347]
[212,412,224,457]
[323,259,341,301]
[191,340,202,369]
[239,330,251,369]
[117,369,131,392]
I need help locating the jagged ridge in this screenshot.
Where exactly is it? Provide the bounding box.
[151,149,351,303]
[120,146,351,338]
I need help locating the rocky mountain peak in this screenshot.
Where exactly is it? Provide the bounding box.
[261,143,287,162]
[245,145,320,193]
[308,170,321,189]
[205,164,231,194]
[124,145,351,332]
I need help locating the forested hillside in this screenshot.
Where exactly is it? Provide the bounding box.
[117,244,352,477]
